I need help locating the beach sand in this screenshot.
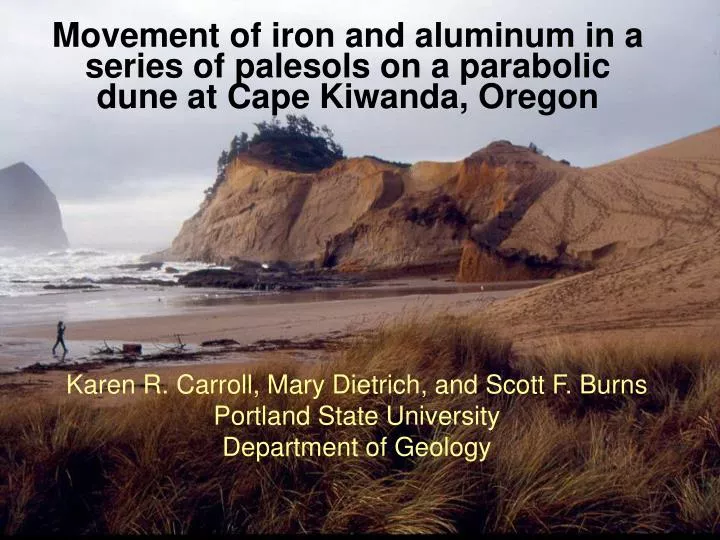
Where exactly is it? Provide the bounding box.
[5,289,514,343]
[0,278,538,398]
[1,279,532,348]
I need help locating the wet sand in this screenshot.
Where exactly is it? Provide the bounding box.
[0,278,541,372]
[0,278,540,401]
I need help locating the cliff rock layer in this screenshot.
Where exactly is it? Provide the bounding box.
[0,162,69,250]
[163,141,569,273]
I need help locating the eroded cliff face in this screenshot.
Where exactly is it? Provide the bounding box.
[163,141,571,273]
[164,128,720,278]
[0,162,69,250]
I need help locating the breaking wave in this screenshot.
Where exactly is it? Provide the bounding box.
[0,248,218,297]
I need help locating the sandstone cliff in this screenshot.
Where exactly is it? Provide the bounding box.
[163,140,570,273]
[163,127,720,281]
[0,162,69,250]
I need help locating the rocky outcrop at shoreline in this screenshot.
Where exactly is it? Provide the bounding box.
[178,261,362,291]
[43,277,179,289]
[74,277,178,287]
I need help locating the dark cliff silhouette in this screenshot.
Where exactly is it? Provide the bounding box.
[0,162,69,250]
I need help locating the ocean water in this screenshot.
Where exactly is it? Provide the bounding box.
[0,247,218,298]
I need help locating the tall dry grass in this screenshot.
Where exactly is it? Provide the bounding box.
[1,316,719,534]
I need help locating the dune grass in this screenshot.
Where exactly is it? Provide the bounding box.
[1,316,719,534]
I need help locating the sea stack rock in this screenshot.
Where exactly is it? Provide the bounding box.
[0,162,69,250]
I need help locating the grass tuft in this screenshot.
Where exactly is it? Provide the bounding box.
[1,317,719,533]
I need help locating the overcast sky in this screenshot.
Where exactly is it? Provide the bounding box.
[1,0,718,251]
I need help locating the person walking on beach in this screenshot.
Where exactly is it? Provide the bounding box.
[52,320,68,355]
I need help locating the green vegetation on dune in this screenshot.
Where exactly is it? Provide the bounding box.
[1,318,719,534]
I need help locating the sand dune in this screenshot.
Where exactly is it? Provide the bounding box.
[499,126,720,266]
[489,232,720,344]
[488,126,720,344]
